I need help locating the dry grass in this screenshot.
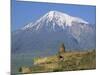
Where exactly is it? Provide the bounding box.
[19,49,96,73]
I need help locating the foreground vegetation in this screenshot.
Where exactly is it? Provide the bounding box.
[19,49,96,74]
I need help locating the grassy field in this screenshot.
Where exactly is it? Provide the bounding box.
[19,49,96,74]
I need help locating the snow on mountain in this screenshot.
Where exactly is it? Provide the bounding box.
[12,10,95,56]
[21,10,89,31]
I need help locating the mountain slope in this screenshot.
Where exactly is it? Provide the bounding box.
[12,10,96,56]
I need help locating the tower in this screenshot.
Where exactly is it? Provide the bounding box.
[59,43,66,53]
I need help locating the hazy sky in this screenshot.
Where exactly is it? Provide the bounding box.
[12,0,96,31]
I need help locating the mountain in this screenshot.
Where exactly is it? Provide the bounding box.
[21,10,88,32]
[12,10,96,56]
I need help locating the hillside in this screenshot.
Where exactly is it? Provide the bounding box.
[18,49,96,74]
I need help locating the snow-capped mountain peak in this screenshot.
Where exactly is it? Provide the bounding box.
[12,11,95,55]
[22,10,88,31]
